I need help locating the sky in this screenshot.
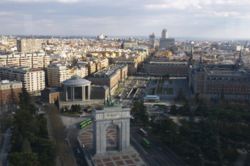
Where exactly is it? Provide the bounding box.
[0,0,250,39]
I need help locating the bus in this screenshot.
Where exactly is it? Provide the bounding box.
[141,138,150,148]
[139,128,148,137]
[79,119,92,128]
[80,118,91,125]
[144,95,160,103]
[80,120,92,129]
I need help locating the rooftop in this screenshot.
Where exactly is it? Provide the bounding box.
[93,64,126,78]
[62,75,91,86]
[0,80,22,85]
[0,66,44,73]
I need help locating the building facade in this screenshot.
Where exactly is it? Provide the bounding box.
[190,63,250,101]
[91,85,109,101]
[149,33,156,49]
[41,88,60,104]
[144,61,189,77]
[159,29,175,50]
[110,51,148,75]
[87,64,128,95]
[0,67,45,93]
[87,58,109,75]
[17,38,43,53]
[0,52,50,68]
[47,63,88,87]
[0,80,22,106]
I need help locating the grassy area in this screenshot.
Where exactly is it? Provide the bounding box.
[154,103,250,166]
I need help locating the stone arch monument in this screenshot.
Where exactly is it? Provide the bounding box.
[93,106,130,154]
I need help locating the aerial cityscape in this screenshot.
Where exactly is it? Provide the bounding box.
[0,0,250,166]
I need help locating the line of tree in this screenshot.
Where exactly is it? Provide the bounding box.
[60,105,81,113]
[152,101,250,166]
[9,88,55,166]
[130,100,149,126]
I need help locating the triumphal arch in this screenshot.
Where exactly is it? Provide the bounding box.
[93,106,130,154]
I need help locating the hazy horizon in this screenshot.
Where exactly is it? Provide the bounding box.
[1,0,250,39]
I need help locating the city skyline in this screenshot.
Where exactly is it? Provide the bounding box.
[1,6,250,165]
[1,0,250,39]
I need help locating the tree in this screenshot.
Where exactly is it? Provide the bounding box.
[71,105,81,112]
[170,105,177,115]
[9,152,39,166]
[10,88,56,166]
[194,93,200,103]
[22,138,32,153]
[131,100,149,126]
[19,88,31,110]
[176,88,186,102]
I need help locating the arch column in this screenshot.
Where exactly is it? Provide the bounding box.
[82,86,85,101]
[88,84,91,100]
[65,86,68,101]
[71,87,74,100]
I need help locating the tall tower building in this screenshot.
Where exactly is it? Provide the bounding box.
[149,33,156,48]
[17,39,43,53]
[161,28,168,39]
[159,28,175,50]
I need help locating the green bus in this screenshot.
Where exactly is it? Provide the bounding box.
[80,120,92,129]
[80,119,91,126]
[141,138,150,148]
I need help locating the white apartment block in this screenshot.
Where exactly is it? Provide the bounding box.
[17,38,43,53]
[0,52,50,68]
[47,64,68,87]
[47,63,88,87]
[0,67,45,93]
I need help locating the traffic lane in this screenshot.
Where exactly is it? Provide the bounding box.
[0,128,12,166]
[131,133,177,166]
[131,127,185,166]
[148,135,186,166]
[131,136,162,166]
[66,126,89,166]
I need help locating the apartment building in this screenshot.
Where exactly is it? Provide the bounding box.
[0,67,45,93]
[144,60,189,77]
[190,63,250,101]
[17,38,43,53]
[87,64,128,95]
[47,63,88,87]
[0,52,50,68]
[87,58,109,75]
[111,52,147,75]
[0,80,22,106]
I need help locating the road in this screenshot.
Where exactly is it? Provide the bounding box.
[45,104,77,166]
[0,128,11,166]
[66,127,89,166]
[131,126,186,166]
